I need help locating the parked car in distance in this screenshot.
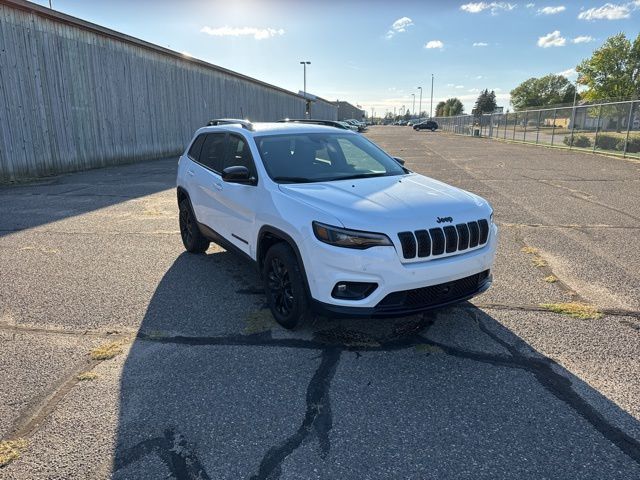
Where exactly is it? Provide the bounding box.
[338,121,359,132]
[344,119,367,132]
[414,120,438,131]
[177,119,497,329]
[277,119,351,130]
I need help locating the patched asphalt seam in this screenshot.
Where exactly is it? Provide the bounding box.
[475,317,640,464]
[250,348,341,480]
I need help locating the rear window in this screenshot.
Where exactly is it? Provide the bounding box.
[188,134,206,160]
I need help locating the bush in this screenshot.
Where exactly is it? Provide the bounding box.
[595,133,622,151]
[563,134,591,148]
[619,136,640,153]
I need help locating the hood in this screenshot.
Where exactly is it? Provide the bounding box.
[278,173,491,231]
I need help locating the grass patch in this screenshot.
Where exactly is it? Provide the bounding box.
[544,275,558,283]
[540,302,603,320]
[0,439,28,467]
[90,341,123,360]
[76,371,99,381]
[532,257,547,267]
[415,344,444,354]
[520,246,539,254]
[243,309,276,335]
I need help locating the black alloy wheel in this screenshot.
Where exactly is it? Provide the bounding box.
[178,199,210,253]
[263,242,311,329]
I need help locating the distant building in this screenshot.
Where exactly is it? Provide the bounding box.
[333,101,365,121]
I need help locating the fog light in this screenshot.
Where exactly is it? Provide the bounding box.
[331,282,378,300]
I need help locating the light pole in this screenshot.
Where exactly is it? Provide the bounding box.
[417,87,423,119]
[430,74,434,119]
[300,61,311,116]
[411,93,416,118]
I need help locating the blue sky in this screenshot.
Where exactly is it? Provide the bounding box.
[31,0,640,115]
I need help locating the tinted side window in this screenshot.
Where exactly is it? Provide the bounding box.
[188,134,206,160]
[199,133,226,173]
[225,134,257,178]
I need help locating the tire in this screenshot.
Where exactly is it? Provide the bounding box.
[263,242,311,329]
[178,199,210,253]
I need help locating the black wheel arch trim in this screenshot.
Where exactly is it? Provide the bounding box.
[257,225,312,299]
[177,187,199,223]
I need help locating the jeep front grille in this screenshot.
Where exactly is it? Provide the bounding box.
[397,219,489,260]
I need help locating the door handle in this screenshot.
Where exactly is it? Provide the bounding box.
[187,170,195,177]
[213,182,223,191]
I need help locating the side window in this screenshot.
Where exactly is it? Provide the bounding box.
[198,133,226,173]
[226,134,257,178]
[187,134,206,160]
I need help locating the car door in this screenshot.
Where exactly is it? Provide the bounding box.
[216,133,259,256]
[188,132,227,234]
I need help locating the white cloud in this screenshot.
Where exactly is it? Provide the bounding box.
[538,5,566,15]
[200,26,284,40]
[476,75,483,79]
[386,16,414,38]
[537,30,566,47]
[468,88,480,93]
[460,2,516,14]
[578,3,630,20]
[425,40,444,49]
[572,35,594,43]
[526,3,536,7]
[557,67,577,78]
[455,85,465,89]
[473,42,489,47]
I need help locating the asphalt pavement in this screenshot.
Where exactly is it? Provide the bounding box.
[1,127,639,479]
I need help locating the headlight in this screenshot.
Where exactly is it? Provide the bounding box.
[312,222,393,249]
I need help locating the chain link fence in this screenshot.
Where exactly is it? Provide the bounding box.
[433,100,640,159]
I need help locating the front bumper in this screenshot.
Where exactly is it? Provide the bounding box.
[300,224,498,316]
[312,271,492,318]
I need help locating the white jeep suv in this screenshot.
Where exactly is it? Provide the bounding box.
[177,119,497,329]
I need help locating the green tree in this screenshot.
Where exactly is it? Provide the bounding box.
[510,75,577,110]
[435,101,446,117]
[403,109,412,121]
[443,98,464,116]
[576,32,640,131]
[472,89,497,115]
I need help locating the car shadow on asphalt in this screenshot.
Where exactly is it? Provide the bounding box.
[109,249,640,480]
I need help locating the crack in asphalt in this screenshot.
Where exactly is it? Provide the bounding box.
[249,348,341,480]
[135,316,640,468]
[5,312,640,474]
[474,314,640,464]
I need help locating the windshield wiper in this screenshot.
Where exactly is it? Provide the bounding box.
[272,176,315,184]
[330,172,390,181]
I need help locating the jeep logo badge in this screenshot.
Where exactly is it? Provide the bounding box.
[436,216,453,223]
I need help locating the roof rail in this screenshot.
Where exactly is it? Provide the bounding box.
[206,118,254,131]
[277,118,348,130]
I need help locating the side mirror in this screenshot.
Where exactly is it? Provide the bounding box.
[393,157,405,166]
[222,166,256,185]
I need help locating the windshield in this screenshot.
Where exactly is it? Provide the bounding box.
[255,132,405,183]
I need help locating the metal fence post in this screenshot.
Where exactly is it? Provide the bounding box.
[504,113,508,140]
[551,109,557,146]
[523,111,529,142]
[536,110,541,144]
[593,104,603,152]
[623,101,634,158]
[569,102,577,149]
[513,112,517,141]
